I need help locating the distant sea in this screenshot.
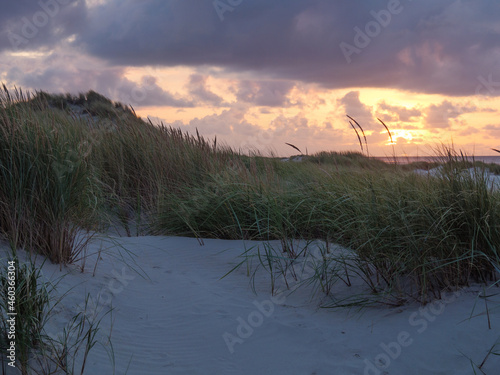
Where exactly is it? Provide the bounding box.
[375,156,500,165]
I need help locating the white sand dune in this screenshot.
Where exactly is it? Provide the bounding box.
[2,235,500,375]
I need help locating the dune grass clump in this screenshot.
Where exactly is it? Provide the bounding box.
[0,87,102,264]
[164,146,500,303]
[329,156,499,302]
[0,252,112,374]
[0,255,52,373]
[92,117,237,235]
[153,155,333,241]
[0,85,239,247]
[304,150,389,169]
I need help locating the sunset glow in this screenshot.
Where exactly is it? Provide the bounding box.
[1,1,500,156]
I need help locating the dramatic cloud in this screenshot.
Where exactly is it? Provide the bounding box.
[424,100,477,129]
[112,75,194,108]
[235,80,295,107]
[0,0,86,51]
[378,101,421,122]
[3,50,193,107]
[187,74,224,106]
[184,107,250,137]
[164,108,346,154]
[337,91,376,129]
[2,1,500,97]
[68,0,500,96]
[2,0,500,155]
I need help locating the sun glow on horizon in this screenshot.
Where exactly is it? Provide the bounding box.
[3,55,496,157]
[388,129,415,144]
[130,76,500,156]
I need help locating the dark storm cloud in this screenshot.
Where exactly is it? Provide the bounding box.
[0,0,86,51]
[3,1,500,98]
[72,0,500,97]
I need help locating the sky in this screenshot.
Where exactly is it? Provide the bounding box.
[1,0,500,157]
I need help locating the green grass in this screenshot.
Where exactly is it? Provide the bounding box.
[0,86,498,306]
[0,88,102,264]
[0,254,51,373]
[164,153,499,302]
[304,150,390,169]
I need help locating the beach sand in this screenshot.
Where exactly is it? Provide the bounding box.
[2,235,499,375]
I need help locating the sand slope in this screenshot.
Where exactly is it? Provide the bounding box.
[2,236,499,375]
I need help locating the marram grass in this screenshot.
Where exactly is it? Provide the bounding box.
[0,86,498,304]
